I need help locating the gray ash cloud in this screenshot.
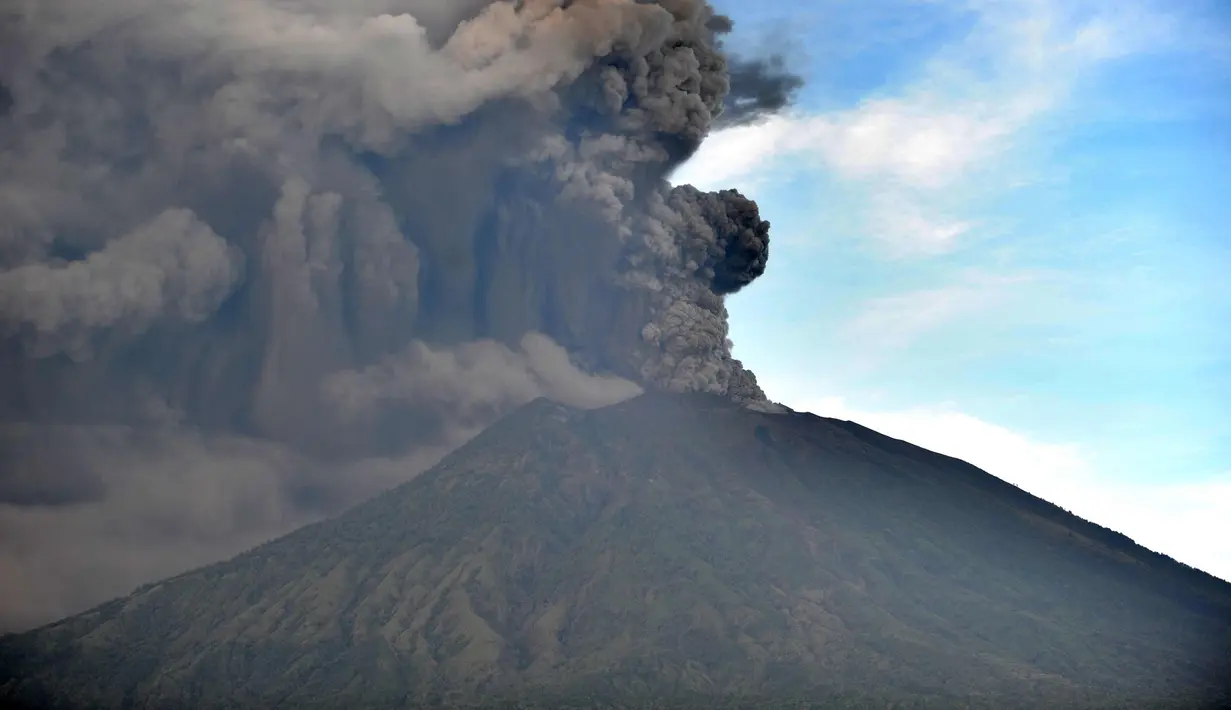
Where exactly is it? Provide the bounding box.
[719,54,805,126]
[0,0,800,630]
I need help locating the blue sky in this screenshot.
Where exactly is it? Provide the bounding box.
[677,0,1231,580]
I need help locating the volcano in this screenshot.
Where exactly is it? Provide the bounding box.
[1,393,1228,709]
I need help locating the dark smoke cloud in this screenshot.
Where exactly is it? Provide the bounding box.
[0,0,799,630]
[719,54,805,126]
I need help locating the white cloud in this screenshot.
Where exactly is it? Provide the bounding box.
[845,272,1037,350]
[673,95,1023,193]
[795,97,1026,188]
[867,192,974,256]
[772,391,1231,583]
[670,116,796,191]
[675,0,1177,256]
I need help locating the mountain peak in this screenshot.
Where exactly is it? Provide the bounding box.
[3,394,1229,709]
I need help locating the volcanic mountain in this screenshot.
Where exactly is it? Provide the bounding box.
[2,393,1229,709]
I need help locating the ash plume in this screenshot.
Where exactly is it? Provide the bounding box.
[0,0,799,630]
[719,54,805,126]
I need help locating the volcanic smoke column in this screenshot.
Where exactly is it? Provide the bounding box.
[0,0,785,452]
[0,0,796,629]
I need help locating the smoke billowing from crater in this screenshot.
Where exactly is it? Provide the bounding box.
[0,0,799,630]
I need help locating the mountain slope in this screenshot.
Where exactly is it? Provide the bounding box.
[2,393,1229,709]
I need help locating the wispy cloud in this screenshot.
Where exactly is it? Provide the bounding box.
[673,92,1029,194]
[866,192,974,256]
[676,0,1180,256]
[845,271,1039,350]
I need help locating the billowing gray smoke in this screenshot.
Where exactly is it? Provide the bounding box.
[0,0,795,630]
[720,54,804,126]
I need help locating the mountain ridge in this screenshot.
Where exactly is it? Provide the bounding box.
[2,393,1229,709]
